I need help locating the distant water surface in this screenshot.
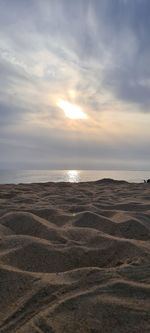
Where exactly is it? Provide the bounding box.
[0,170,150,184]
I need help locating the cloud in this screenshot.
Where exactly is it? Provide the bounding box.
[1,122,150,170]
[1,0,150,168]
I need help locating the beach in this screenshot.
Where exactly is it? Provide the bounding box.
[0,179,150,332]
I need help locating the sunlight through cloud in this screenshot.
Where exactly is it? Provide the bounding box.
[57,100,88,119]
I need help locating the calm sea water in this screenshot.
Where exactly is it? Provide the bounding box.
[0,170,150,184]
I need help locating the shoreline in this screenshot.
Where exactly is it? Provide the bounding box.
[1,169,150,185]
[0,177,146,186]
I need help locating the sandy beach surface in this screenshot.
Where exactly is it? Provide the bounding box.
[0,179,150,333]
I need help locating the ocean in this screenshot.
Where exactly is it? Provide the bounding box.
[0,169,150,184]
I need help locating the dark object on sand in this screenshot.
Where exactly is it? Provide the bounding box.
[145,179,150,183]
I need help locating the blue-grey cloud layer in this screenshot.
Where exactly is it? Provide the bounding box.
[1,0,150,169]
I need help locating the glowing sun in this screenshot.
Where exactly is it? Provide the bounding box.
[58,100,88,119]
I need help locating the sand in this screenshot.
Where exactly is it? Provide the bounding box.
[0,178,150,332]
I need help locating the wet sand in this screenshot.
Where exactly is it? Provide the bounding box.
[0,179,150,332]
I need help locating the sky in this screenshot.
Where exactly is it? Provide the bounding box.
[0,0,150,170]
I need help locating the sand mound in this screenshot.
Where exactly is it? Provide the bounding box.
[73,211,115,231]
[1,233,148,273]
[0,224,14,237]
[73,211,150,240]
[117,218,150,240]
[0,212,67,243]
[0,180,150,332]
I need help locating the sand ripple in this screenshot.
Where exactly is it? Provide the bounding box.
[0,179,150,332]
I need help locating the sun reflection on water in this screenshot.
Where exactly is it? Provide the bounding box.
[66,170,80,183]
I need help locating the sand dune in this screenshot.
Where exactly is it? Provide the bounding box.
[0,179,150,332]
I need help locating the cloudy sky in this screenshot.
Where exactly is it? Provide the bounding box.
[0,0,150,170]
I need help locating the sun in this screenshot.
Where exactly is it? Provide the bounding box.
[58,100,88,119]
